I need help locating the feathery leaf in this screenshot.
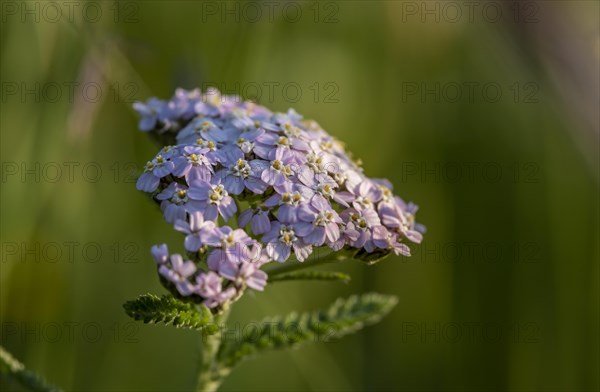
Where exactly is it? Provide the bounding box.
[218,292,398,369]
[123,294,217,333]
[269,270,351,283]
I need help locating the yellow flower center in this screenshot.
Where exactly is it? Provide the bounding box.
[222,234,235,247]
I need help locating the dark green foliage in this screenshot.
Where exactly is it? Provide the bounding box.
[269,270,351,283]
[218,293,398,369]
[123,294,218,334]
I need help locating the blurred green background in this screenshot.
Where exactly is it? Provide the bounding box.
[1,1,599,391]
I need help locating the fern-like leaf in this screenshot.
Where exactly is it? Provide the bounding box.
[269,270,351,283]
[218,292,397,369]
[0,346,62,392]
[123,294,217,333]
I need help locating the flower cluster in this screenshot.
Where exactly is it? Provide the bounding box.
[134,88,425,309]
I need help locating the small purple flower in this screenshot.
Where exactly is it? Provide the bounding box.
[157,145,179,160]
[133,98,169,132]
[264,183,311,223]
[194,88,241,118]
[260,149,298,193]
[329,224,360,252]
[294,197,342,246]
[194,93,223,117]
[340,208,381,250]
[136,154,175,192]
[378,200,423,244]
[216,158,268,195]
[270,109,303,126]
[263,222,313,262]
[191,138,222,163]
[195,271,237,308]
[156,183,193,224]
[151,244,169,265]
[166,88,201,121]
[374,183,395,207]
[204,226,256,269]
[308,137,343,156]
[395,197,427,234]
[331,163,362,189]
[179,119,240,146]
[303,150,340,176]
[219,259,268,291]
[231,114,258,131]
[177,118,221,144]
[254,128,309,162]
[372,226,411,256]
[238,206,272,235]
[299,172,349,207]
[188,179,237,221]
[174,211,217,252]
[345,180,383,211]
[159,254,197,296]
[233,126,264,154]
[171,145,214,183]
[230,111,268,133]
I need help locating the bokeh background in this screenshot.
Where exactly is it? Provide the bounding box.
[1,1,599,391]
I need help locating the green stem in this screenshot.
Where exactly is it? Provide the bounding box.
[0,346,62,392]
[194,249,357,391]
[196,309,229,392]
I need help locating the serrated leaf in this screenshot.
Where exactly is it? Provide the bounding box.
[269,270,351,283]
[218,292,398,369]
[123,294,217,333]
[0,346,62,392]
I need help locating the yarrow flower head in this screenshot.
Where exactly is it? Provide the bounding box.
[135,88,425,310]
